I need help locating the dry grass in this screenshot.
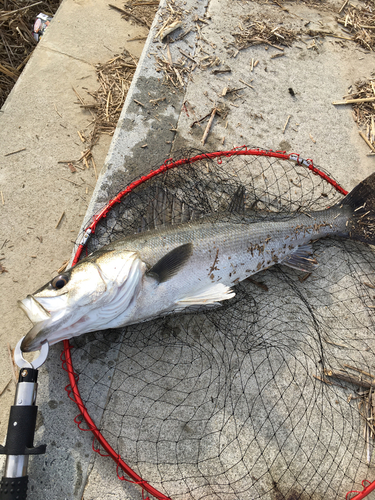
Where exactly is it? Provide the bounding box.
[83,51,138,146]
[62,50,139,173]
[350,79,375,149]
[233,18,299,50]
[337,4,375,51]
[109,0,159,30]
[0,0,62,107]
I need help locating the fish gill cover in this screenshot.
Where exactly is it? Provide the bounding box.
[65,149,375,500]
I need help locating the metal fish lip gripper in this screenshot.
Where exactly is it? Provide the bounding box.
[0,337,49,500]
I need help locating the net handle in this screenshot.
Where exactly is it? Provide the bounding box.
[63,146,349,499]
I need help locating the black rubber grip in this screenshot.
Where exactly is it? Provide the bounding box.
[0,476,28,500]
[0,406,46,456]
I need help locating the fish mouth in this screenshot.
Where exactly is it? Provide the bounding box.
[19,295,63,352]
[18,295,51,324]
[20,321,51,352]
[19,294,94,352]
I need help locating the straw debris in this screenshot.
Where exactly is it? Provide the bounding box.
[109,1,158,30]
[79,50,138,147]
[155,1,184,41]
[348,79,375,151]
[233,18,298,50]
[337,4,375,50]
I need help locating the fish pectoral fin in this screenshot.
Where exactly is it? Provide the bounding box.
[174,283,235,311]
[147,243,193,283]
[281,244,318,272]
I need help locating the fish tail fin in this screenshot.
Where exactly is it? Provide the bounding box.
[341,172,375,244]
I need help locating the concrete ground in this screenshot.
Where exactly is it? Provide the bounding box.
[0,0,147,495]
[0,0,147,438]
[1,0,375,498]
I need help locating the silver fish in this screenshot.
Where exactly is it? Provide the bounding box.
[20,173,375,352]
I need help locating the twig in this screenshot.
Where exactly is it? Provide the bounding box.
[77,150,91,162]
[7,344,17,384]
[324,369,375,389]
[0,63,18,80]
[359,411,375,446]
[166,44,173,65]
[324,339,349,348]
[133,1,159,4]
[4,148,26,157]
[338,0,349,13]
[61,177,82,187]
[127,35,148,41]
[313,374,333,385]
[0,1,42,21]
[57,260,69,274]
[359,131,375,152]
[72,87,86,106]
[77,130,86,143]
[160,21,183,40]
[283,115,291,134]
[191,110,214,128]
[91,156,98,181]
[58,161,84,170]
[178,48,196,62]
[239,78,254,89]
[201,107,217,145]
[333,97,375,105]
[109,4,150,28]
[0,378,12,397]
[149,97,166,104]
[271,53,285,59]
[174,67,184,87]
[54,103,62,118]
[344,364,375,380]
[55,211,65,229]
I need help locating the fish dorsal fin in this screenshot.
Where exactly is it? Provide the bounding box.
[148,243,193,283]
[174,283,235,311]
[281,244,318,272]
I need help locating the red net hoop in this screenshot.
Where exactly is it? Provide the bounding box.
[60,147,374,500]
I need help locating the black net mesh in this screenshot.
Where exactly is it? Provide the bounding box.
[68,150,375,499]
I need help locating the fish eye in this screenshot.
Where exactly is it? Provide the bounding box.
[51,274,69,290]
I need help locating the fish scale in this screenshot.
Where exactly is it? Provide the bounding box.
[109,206,349,280]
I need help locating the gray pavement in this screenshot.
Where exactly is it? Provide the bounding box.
[2,0,375,498]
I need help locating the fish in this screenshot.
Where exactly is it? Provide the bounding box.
[20,172,375,352]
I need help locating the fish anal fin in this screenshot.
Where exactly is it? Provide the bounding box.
[175,283,235,311]
[148,243,193,283]
[281,244,318,273]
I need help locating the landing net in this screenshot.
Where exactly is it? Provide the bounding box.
[62,148,375,500]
